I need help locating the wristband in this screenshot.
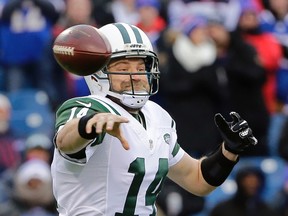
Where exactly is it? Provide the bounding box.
[78,114,98,140]
[201,147,238,186]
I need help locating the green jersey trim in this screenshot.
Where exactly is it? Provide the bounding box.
[172,142,181,157]
[93,97,120,115]
[55,96,122,148]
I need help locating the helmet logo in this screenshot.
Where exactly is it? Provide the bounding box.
[129,44,144,48]
[124,44,147,49]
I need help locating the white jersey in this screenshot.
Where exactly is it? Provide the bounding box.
[51,95,185,216]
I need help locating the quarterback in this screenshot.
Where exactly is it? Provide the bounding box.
[51,23,258,216]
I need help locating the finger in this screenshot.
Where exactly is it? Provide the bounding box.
[114,116,129,124]
[106,116,129,131]
[239,128,251,138]
[105,119,115,131]
[231,120,248,132]
[230,112,242,123]
[239,128,258,146]
[85,118,96,133]
[116,132,130,150]
[214,113,230,131]
[94,120,105,134]
[120,137,130,150]
[248,136,258,145]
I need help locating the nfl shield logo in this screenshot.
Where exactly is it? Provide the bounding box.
[163,133,170,144]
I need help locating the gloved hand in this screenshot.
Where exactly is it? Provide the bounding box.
[214,111,258,154]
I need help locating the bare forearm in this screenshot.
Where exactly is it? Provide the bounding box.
[56,118,91,154]
[168,144,238,196]
[168,153,216,196]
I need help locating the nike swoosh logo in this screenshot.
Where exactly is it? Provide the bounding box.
[76,101,92,107]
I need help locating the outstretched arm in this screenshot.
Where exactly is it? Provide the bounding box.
[168,143,237,196]
[56,113,130,154]
[168,111,257,196]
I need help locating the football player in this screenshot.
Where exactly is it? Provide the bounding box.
[51,22,257,216]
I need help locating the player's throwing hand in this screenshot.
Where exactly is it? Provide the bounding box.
[85,113,130,150]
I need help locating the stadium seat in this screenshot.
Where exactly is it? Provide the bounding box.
[8,88,54,138]
[8,88,51,112]
[10,109,54,138]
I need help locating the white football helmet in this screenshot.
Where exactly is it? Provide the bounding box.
[84,23,160,109]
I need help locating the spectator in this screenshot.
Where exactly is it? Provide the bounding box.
[228,32,270,156]
[0,132,56,216]
[0,159,56,216]
[209,166,279,216]
[210,1,279,156]
[237,0,283,114]
[166,0,241,32]
[0,93,21,175]
[0,0,59,107]
[24,133,53,163]
[110,0,139,25]
[54,0,96,29]
[91,0,115,27]
[259,0,288,156]
[0,0,7,91]
[135,0,166,49]
[272,166,288,216]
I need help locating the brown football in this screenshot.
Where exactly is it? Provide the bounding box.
[53,24,112,76]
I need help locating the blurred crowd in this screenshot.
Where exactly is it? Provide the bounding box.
[0,0,288,215]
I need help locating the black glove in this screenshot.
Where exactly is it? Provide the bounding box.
[214,111,258,154]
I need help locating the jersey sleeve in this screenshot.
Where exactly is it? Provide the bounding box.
[54,96,118,152]
[168,119,185,167]
[55,96,116,130]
